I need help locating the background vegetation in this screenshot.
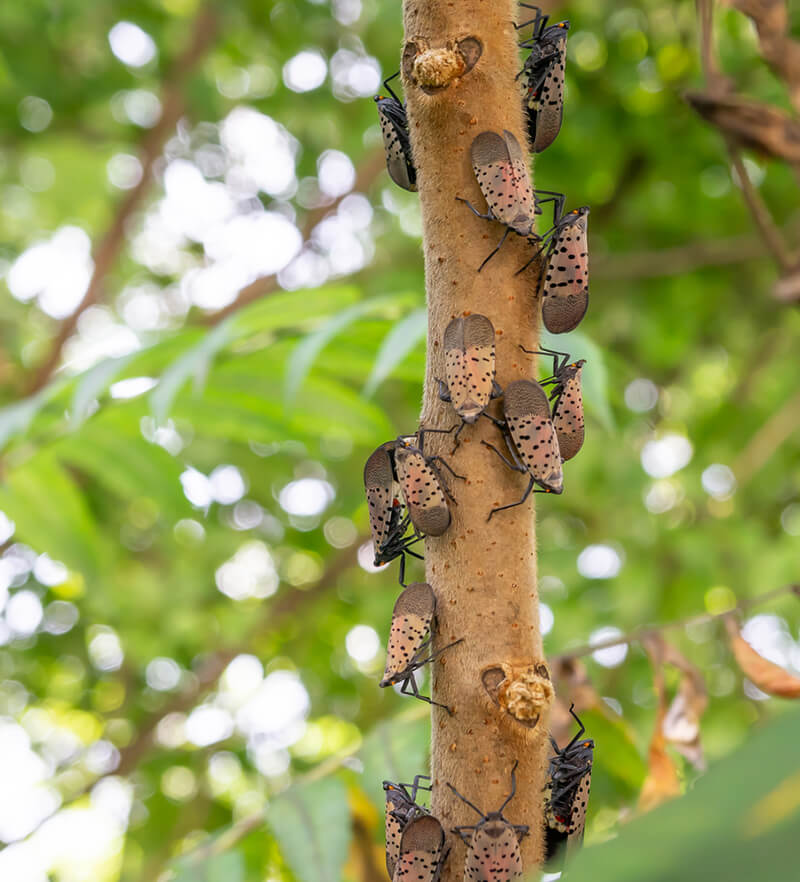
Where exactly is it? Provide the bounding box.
[0,1,798,880]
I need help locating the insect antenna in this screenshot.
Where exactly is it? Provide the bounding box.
[445,782,486,820]
[498,759,520,814]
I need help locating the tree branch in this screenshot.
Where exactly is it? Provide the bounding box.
[26,5,220,395]
[551,583,800,662]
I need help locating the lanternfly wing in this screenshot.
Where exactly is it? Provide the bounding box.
[375,95,417,192]
[394,446,451,536]
[444,314,496,423]
[465,819,524,882]
[541,208,589,334]
[380,582,436,687]
[470,131,536,237]
[392,815,445,882]
[552,361,585,461]
[384,782,424,877]
[504,380,563,493]
[567,767,592,841]
[364,442,402,558]
[527,31,568,153]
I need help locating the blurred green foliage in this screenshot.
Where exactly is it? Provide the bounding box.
[0,1,799,880]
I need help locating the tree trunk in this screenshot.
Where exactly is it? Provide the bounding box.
[400,0,552,875]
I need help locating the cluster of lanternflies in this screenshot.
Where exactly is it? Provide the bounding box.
[368,7,594,881]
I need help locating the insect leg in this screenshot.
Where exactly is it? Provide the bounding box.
[411,637,464,668]
[456,196,494,222]
[533,189,567,225]
[397,552,407,587]
[478,226,512,272]
[436,378,452,403]
[481,440,527,474]
[427,455,466,482]
[515,237,549,276]
[515,4,548,36]
[452,826,478,845]
[487,475,536,520]
[401,673,453,714]
[491,379,503,399]
[382,71,402,105]
[519,344,570,377]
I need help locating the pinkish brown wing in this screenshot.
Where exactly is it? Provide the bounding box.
[470,131,535,236]
[542,212,589,334]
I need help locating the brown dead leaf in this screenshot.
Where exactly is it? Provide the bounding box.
[638,650,682,812]
[726,617,800,698]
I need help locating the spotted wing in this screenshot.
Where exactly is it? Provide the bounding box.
[395,448,451,536]
[529,37,567,153]
[567,769,591,842]
[385,785,413,877]
[381,583,435,685]
[376,96,417,192]
[541,211,589,334]
[444,314,496,423]
[470,131,535,236]
[465,822,524,882]
[364,443,403,556]
[552,365,585,460]
[392,816,444,882]
[504,380,563,493]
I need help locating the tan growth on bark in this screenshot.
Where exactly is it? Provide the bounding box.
[399,0,552,875]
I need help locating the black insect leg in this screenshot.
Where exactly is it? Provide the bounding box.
[515,237,549,276]
[436,378,452,403]
[533,190,567,225]
[427,455,466,482]
[456,196,494,222]
[491,379,503,399]
[382,71,402,105]
[452,825,478,845]
[487,475,536,520]
[400,673,453,715]
[515,4,548,37]
[410,637,464,670]
[519,345,570,377]
[481,439,527,474]
[478,226,512,272]
[417,425,458,455]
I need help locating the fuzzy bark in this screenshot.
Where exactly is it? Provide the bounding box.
[400,0,552,876]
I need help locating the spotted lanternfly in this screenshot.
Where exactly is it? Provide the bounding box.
[380,582,462,714]
[516,5,570,153]
[438,314,501,444]
[481,379,563,518]
[374,73,417,192]
[393,433,462,538]
[392,815,446,882]
[457,130,566,271]
[364,442,423,585]
[543,705,594,868]
[384,775,432,878]
[520,346,586,460]
[447,760,529,882]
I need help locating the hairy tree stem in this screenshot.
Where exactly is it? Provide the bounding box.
[401,0,551,873]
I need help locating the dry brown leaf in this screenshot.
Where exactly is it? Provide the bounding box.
[726,617,800,698]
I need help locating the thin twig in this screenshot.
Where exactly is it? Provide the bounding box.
[26,6,220,395]
[551,583,800,662]
[727,146,794,272]
[732,388,800,484]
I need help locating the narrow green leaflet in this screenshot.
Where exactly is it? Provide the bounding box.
[235,285,361,335]
[284,292,418,405]
[150,317,238,425]
[172,850,245,882]
[363,307,427,396]
[568,709,800,882]
[267,776,350,882]
[0,451,106,581]
[69,353,136,429]
[359,711,430,809]
[540,328,614,431]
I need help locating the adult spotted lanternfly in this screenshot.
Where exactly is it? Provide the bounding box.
[481,379,563,518]
[384,775,432,878]
[518,198,590,334]
[393,433,463,538]
[438,314,501,445]
[457,129,565,270]
[543,705,594,868]
[447,761,529,882]
[392,815,446,882]
[520,346,586,460]
[374,73,417,192]
[380,582,462,714]
[516,5,570,153]
[364,442,423,586]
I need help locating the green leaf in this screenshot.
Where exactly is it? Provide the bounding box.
[284,293,418,405]
[359,711,430,809]
[236,285,361,335]
[267,776,350,882]
[0,452,105,581]
[69,353,136,429]
[363,308,427,396]
[150,318,238,425]
[172,850,245,882]
[540,328,614,431]
[568,709,800,882]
